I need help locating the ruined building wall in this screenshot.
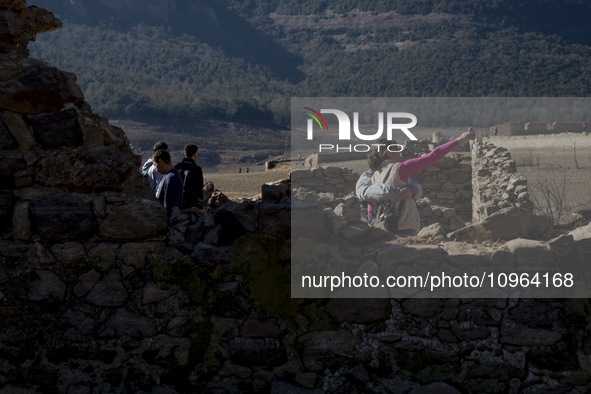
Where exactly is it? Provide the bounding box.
[4,1,591,393]
[471,143,533,222]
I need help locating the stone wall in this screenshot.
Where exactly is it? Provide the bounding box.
[291,166,359,199]
[471,142,533,222]
[489,122,523,136]
[5,2,591,393]
[491,121,587,136]
[292,153,473,231]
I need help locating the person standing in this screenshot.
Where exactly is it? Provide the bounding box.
[142,141,168,189]
[174,143,204,209]
[153,149,183,217]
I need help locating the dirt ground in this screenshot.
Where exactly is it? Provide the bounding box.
[510,145,591,226]
[206,168,291,200]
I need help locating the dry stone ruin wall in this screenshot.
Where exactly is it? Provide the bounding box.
[491,121,587,136]
[470,143,532,223]
[3,1,591,393]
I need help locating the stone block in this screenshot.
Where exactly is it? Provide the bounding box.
[51,242,85,266]
[297,330,358,371]
[98,202,167,241]
[0,65,84,114]
[27,270,66,302]
[239,319,281,338]
[57,309,95,343]
[97,307,157,339]
[29,107,83,148]
[12,201,31,241]
[500,327,561,346]
[86,269,129,307]
[118,242,164,269]
[142,283,177,305]
[322,166,342,177]
[0,149,25,177]
[229,338,287,367]
[417,223,447,239]
[1,112,35,149]
[324,298,390,324]
[262,179,290,203]
[333,202,357,222]
[30,193,97,241]
[506,238,556,272]
[258,203,290,238]
[73,269,101,298]
[219,202,259,233]
[444,242,492,268]
[409,383,462,394]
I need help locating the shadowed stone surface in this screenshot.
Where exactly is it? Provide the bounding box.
[229,338,288,367]
[118,242,164,269]
[36,145,136,189]
[270,382,323,394]
[73,269,101,298]
[409,383,462,394]
[1,112,34,149]
[0,149,25,177]
[0,66,83,114]
[500,327,562,346]
[98,202,167,240]
[86,269,129,307]
[298,330,358,371]
[240,319,281,338]
[27,270,66,302]
[57,309,95,343]
[324,298,391,323]
[97,308,157,339]
[30,107,82,148]
[29,193,97,240]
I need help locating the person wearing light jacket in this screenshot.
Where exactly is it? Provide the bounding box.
[355,170,423,222]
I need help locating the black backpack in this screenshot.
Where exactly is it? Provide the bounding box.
[177,163,199,208]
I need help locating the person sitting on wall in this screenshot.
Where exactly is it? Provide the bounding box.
[174,143,204,210]
[142,141,168,190]
[366,128,476,235]
[153,149,184,217]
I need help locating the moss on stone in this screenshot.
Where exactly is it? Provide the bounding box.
[249,263,300,319]
[230,235,290,281]
[151,259,174,282]
[181,270,207,305]
[301,301,337,332]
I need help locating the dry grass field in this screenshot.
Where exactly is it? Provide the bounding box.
[511,145,591,227]
[205,169,291,200]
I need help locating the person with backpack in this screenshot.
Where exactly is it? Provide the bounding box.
[174,143,204,209]
[356,170,422,223]
[367,128,476,235]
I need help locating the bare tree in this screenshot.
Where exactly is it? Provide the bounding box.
[530,173,569,227]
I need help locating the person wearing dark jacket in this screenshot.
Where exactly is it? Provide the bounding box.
[153,150,183,217]
[174,143,204,209]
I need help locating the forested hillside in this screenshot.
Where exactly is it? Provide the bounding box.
[29,0,591,124]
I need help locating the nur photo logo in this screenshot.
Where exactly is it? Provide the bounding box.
[303,107,419,152]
